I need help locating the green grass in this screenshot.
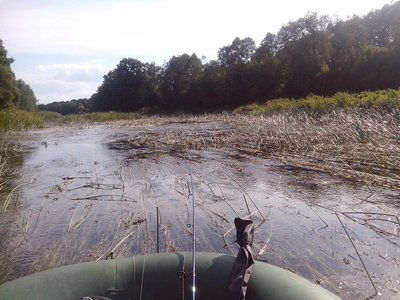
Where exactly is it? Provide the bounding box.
[0,109,44,131]
[240,89,400,114]
[36,110,143,125]
[38,111,64,123]
[63,111,142,123]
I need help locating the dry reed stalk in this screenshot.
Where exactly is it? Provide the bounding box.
[67,203,93,233]
[2,178,34,213]
[71,194,136,201]
[22,207,43,235]
[164,228,176,252]
[228,109,400,190]
[68,182,122,191]
[197,200,229,222]
[341,211,400,238]
[102,230,136,260]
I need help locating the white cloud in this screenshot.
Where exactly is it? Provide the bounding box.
[28,76,98,103]
[36,59,110,82]
[18,59,114,103]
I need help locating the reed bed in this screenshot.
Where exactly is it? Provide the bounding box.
[63,111,142,124]
[0,110,43,131]
[109,107,400,191]
[0,134,22,200]
[229,108,400,191]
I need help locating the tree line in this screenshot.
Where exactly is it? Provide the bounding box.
[0,40,38,111]
[38,1,400,114]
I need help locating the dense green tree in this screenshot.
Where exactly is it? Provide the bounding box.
[0,64,19,109]
[217,37,256,105]
[0,40,14,67]
[160,53,202,108]
[218,37,256,67]
[92,58,161,112]
[0,39,38,111]
[253,33,279,63]
[16,79,37,111]
[365,2,400,47]
[38,98,90,115]
[330,17,369,70]
[0,40,19,109]
[249,33,282,101]
[190,60,225,108]
[276,13,333,97]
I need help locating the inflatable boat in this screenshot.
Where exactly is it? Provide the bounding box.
[0,252,339,300]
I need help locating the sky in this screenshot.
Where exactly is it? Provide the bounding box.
[0,0,395,104]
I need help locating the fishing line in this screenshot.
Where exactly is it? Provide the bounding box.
[189,168,196,300]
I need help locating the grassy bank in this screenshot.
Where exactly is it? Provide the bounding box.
[63,111,142,123]
[0,110,142,130]
[37,111,143,126]
[0,110,44,131]
[240,89,400,115]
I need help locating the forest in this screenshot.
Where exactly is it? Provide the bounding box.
[2,2,400,114]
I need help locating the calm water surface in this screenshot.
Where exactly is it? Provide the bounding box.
[1,123,399,299]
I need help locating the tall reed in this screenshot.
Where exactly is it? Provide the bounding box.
[0,109,43,131]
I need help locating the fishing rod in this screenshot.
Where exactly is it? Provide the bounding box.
[189,171,196,300]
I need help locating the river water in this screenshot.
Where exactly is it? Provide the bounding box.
[1,122,399,299]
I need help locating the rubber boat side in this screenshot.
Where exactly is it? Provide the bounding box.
[0,252,340,300]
